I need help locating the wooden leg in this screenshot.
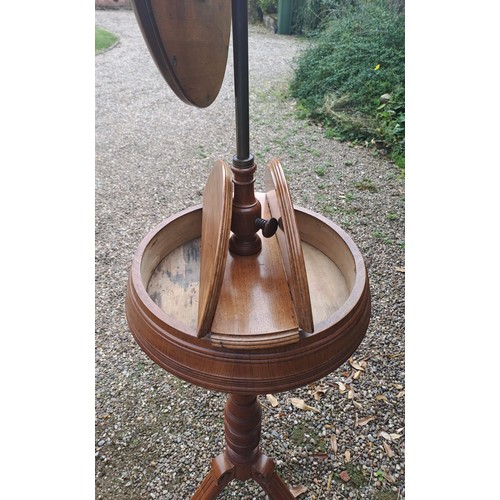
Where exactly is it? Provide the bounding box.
[252,455,295,499]
[192,453,235,500]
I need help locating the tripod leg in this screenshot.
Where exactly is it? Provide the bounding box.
[252,454,295,500]
[191,453,235,500]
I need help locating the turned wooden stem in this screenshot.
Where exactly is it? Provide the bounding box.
[192,394,294,499]
[229,155,262,256]
[224,394,261,475]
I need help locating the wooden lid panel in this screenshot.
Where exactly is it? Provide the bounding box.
[265,159,314,333]
[197,160,233,336]
[210,194,300,349]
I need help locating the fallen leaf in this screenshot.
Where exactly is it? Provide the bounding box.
[392,383,403,390]
[289,398,320,413]
[347,389,354,399]
[345,450,351,463]
[353,370,362,380]
[379,431,392,441]
[357,416,375,427]
[311,385,328,401]
[326,472,333,492]
[349,357,365,371]
[390,433,402,441]
[375,394,388,403]
[330,434,338,453]
[353,400,363,410]
[311,452,328,461]
[290,484,308,497]
[396,390,405,398]
[337,381,347,393]
[385,473,396,483]
[383,441,395,458]
[266,394,279,407]
[395,266,405,273]
[339,470,350,482]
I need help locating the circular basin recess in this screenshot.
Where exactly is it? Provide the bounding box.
[125,200,371,395]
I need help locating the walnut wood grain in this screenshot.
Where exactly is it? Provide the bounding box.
[130,0,231,107]
[192,394,294,499]
[265,159,314,333]
[145,228,350,332]
[210,192,300,349]
[228,156,262,256]
[147,238,200,329]
[126,203,370,395]
[197,160,233,337]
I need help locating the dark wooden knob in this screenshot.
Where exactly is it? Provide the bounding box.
[255,217,278,238]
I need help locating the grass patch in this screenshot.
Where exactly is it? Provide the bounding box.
[314,165,326,177]
[372,230,393,244]
[95,26,118,54]
[289,423,327,452]
[354,177,377,192]
[345,463,367,487]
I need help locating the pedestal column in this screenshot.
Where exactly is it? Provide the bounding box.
[192,394,294,499]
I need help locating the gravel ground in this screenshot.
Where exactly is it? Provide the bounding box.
[95,9,405,500]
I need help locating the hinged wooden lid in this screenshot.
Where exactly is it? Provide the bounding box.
[197,160,233,336]
[210,193,300,349]
[265,158,314,333]
[131,0,231,108]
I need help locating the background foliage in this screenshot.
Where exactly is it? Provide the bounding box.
[292,0,357,35]
[289,0,405,167]
[256,0,278,14]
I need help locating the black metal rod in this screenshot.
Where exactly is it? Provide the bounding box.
[232,0,250,161]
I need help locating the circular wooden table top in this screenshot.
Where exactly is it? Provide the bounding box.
[130,0,231,107]
[127,203,371,394]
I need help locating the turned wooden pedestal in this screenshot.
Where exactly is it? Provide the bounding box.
[193,394,293,499]
[126,189,370,497]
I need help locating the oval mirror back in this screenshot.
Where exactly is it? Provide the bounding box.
[131,0,231,108]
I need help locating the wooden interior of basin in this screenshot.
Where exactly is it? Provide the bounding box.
[146,194,353,337]
[147,238,350,331]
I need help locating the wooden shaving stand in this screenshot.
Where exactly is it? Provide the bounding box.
[125,1,371,497]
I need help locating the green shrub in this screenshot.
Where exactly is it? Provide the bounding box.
[257,0,278,14]
[290,0,404,163]
[292,0,358,35]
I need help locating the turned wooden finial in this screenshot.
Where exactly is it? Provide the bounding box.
[229,155,263,256]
